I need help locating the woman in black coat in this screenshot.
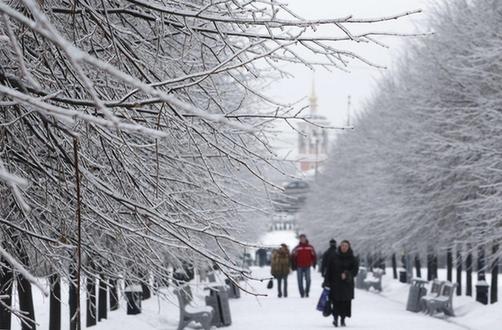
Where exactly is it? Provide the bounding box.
[324,240,359,327]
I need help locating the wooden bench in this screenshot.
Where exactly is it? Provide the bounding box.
[420,279,443,312]
[363,268,383,292]
[174,287,214,330]
[424,281,457,316]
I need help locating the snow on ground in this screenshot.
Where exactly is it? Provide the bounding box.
[380,269,502,330]
[11,266,501,330]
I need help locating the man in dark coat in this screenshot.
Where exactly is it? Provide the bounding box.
[324,240,359,327]
[321,239,337,277]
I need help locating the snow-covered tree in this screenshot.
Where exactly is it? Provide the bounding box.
[0,0,419,327]
[303,0,502,268]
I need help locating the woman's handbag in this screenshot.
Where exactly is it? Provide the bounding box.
[267,279,274,289]
[316,288,331,317]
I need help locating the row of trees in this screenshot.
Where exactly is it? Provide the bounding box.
[303,0,501,296]
[0,0,417,328]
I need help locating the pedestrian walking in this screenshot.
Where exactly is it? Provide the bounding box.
[271,243,291,298]
[321,239,337,277]
[324,240,359,327]
[292,234,317,298]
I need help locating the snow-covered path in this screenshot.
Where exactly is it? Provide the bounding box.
[15,266,500,330]
[229,267,466,330]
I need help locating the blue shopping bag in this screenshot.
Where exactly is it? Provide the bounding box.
[316,288,330,312]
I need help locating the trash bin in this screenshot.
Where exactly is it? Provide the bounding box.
[356,267,367,289]
[476,280,489,305]
[399,270,407,283]
[125,284,142,314]
[406,278,428,312]
[205,286,232,327]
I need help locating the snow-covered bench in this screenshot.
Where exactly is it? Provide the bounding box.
[356,267,367,289]
[420,279,443,312]
[174,287,214,330]
[423,281,457,316]
[363,268,384,292]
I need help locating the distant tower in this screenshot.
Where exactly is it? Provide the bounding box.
[297,81,330,174]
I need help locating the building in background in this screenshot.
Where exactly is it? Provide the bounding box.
[297,83,331,174]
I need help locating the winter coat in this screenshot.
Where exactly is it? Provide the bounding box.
[321,246,337,277]
[324,248,359,301]
[292,242,317,268]
[271,248,290,278]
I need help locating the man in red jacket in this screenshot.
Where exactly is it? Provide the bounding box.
[292,234,317,297]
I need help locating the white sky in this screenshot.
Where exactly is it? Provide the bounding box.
[267,0,436,157]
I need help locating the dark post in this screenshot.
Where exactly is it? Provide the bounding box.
[466,247,473,296]
[69,263,79,330]
[391,254,398,279]
[98,275,108,321]
[86,275,97,327]
[109,279,119,311]
[447,247,453,282]
[491,244,499,304]
[414,255,422,278]
[49,273,61,330]
[456,247,462,296]
[0,257,13,330]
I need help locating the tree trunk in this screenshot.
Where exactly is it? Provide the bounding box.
[17,273,36,330]
[456,247,462,296]
[491,244,499,304]
[13,237,36,330]
[86,275,97,327]
[49,273,61,330]
[466,250,473,296]
[427,252,433,281]
[139,270,151,301]
[0,257,13,330]
[367,254,374,271]
[477,245,486,280]
[109,279,119,311]
[69,263,79,330]
[141,281,151,300]
[391,254,397,279]
[414,255,422,278]
[98,275,107,321]
[447,248,453,282]
[432,254,438,279]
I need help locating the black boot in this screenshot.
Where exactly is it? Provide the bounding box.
[333,316,338,327]
[341,317,346,327]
